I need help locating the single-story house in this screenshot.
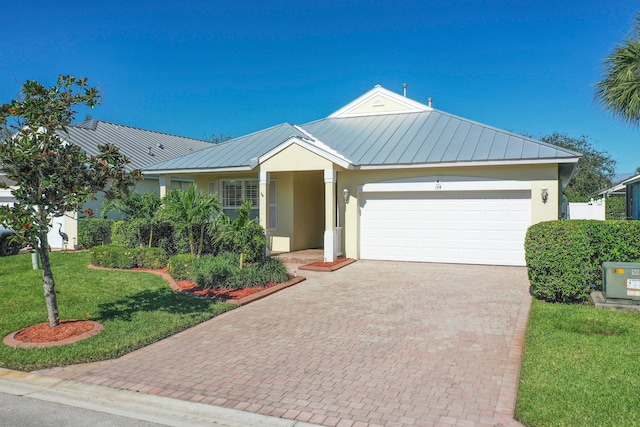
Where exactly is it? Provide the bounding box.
[600,173,640,220]
[143,85,581,266]
[2,120,212,250]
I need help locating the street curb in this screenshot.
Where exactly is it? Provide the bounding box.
[0,368,322,427]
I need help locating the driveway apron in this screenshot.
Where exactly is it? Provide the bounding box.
[41,261,531,427]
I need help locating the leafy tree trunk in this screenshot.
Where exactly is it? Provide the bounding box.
[38,224,59,327]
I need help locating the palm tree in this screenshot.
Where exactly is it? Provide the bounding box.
[595,13,640,125]
[160,184,221,256]
[212,200,268,267]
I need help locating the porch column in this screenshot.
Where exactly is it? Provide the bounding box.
[259,171,271,256]
[324,169,337,262]
[159,175,171,198]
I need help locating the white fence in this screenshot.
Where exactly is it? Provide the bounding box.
[567,198,606,220]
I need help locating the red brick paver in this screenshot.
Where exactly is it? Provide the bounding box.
[41,261,531,426]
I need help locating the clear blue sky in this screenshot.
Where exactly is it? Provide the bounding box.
[2,1,639,173]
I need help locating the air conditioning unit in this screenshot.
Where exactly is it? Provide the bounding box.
[602,262,640,304]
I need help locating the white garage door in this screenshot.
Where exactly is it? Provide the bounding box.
[359,190,531,266]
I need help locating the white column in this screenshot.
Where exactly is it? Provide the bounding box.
[323,169,337,262]
[259,171,271,257]
[159,176,172,198]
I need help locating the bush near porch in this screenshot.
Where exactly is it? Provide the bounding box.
[525,220,640,303]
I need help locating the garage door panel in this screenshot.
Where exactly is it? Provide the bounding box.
[360,190,531,266]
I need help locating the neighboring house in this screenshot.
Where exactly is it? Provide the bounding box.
[2,120,213,250]
[57,120,213,217]
[143,85,581,266]
[599,173,640,219]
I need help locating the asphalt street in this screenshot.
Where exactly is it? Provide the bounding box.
[0,391,163,427]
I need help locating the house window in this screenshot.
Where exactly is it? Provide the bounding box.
[221,180,258,219]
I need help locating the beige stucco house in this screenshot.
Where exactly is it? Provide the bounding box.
[144,85,580,266]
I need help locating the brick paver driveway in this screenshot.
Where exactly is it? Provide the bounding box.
[42,261,531,427]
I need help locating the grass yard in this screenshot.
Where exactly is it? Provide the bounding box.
[0,251,235,371]
[516,299,640,426]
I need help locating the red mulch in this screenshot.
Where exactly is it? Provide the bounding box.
[132,267,276,301]
[14,320,96,343]
[174,279,271,300]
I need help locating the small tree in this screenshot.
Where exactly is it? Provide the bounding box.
[159,184,221,256]
[213,200,268,267]
[0,75,138,327]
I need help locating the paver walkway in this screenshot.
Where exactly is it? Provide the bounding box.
[41,261,531,427]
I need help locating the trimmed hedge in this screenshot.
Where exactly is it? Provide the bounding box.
[525,220,640,303]
[90,244,168,269]
[167,254,199,280]
[78,218,114,248]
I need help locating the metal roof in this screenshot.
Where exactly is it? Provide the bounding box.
[301,110,580,166]
[57,120,213,172]
[144,123,308,172]
[143,87,580,173]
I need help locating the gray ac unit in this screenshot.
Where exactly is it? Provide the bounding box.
[602,262,640,304]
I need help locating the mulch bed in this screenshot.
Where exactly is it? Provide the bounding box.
[3,320,104,349]
[298,258,356,272]
[104,266,306,306]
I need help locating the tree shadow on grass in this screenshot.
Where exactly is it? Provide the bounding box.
[95,288,217,322]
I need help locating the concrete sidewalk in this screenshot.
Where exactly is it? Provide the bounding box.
[38,261,531,427]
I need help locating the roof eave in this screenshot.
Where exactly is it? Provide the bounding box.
[356,157,581,170]
[142,165,255,175]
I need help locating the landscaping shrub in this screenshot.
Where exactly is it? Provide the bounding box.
[78,218,114,248]
[187,253,289,290]
[525,220,640,303]
[167,253,199,280]
[605,197,626,220]
[90,244,167,269]
[90,245,135,269]
[193,252,239,289]
[130,247,168,269]
[111,220,138,248]
[256,257,289,284]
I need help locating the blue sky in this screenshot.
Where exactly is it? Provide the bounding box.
[2,1,639,173]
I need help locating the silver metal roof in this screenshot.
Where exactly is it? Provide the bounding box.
[144,95,580,173]
[301,109,580,166]
[57,120,212,172]
[144,123,308,172]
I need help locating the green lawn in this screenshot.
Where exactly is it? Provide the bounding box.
[516,299,640,426]
[0,251,235,371]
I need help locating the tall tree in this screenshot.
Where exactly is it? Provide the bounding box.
[540,133,616,202]
[0,75,138,327]
[595,13,640,124]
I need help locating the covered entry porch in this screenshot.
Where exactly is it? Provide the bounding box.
[259,168,343,262]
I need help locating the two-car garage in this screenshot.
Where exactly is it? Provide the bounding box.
[358,178,532,266]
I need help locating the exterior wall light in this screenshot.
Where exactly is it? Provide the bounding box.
[541,187,549,204]
[343,188,350,204]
